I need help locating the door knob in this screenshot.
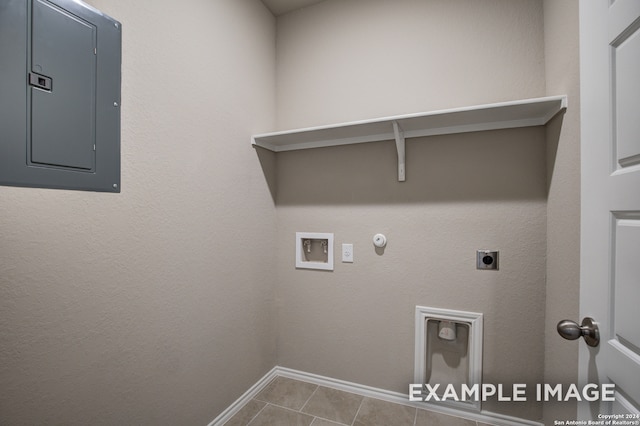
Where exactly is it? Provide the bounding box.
[557,317,600,347]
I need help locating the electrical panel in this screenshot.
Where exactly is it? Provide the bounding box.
[0,0,122,192]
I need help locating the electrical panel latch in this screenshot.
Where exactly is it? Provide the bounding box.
[28,72,52,91]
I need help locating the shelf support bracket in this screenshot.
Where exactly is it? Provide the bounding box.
[392,121,406,182]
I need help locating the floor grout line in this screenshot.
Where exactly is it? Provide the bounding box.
[312,417,349,426]
[349,397,365,426]
[244,401,269,426]
[299,384,320,413]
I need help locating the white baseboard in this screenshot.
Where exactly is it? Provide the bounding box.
[208,366,543,426]
[208,367,280,426]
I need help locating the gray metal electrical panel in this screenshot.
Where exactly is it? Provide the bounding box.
[0,0,122,192]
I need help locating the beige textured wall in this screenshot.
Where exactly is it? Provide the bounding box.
[543,0,581,422]
[274,0,548,420]
[276,0,545,129]
[0,1,277,424]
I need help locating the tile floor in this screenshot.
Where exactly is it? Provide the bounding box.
[224,376,497,426]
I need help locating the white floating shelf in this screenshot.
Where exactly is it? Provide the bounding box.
[252,95,567,181]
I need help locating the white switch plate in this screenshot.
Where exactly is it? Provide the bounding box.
[342,243,353,263]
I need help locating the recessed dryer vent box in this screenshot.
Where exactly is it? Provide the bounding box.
[296,232,334,271]
[0,0,122,192]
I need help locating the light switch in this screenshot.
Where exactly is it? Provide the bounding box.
[342,243,353,263]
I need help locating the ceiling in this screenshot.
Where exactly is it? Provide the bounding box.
[261,0,326,16]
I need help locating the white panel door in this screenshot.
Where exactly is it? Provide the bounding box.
[580,0,640,418]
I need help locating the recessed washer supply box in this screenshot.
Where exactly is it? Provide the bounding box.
[295,232,334,271]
